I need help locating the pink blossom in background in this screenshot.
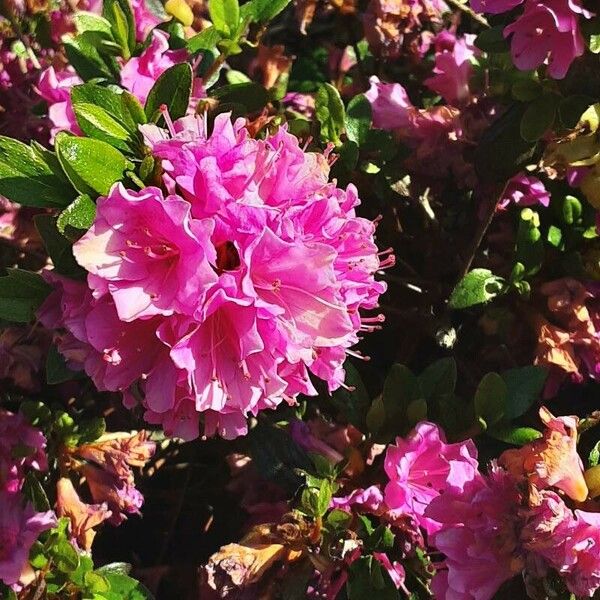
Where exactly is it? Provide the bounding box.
[0,492,55,589]
[131,0,164,41]
[503,0,590,80]
[498,173,551,210]
[373,552,409,594]
[36,66,82,141]
[41,113,389,439]
[0,327,46,392]
[425,33,477,105]
[365,75,413,129]
[0,411,47,493]
[330,485,385,513]
[120,30,190,105]
[383,421,479,534]
[426,466,524,600]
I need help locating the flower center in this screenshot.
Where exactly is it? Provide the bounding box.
[215,241,240,274]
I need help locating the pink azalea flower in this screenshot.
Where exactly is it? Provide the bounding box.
[330,485,385,512]
[42,112,389,440]
[425,33,477,105]
[426,466,525,600]
[373,552,409,594]
[0,492,55,589]
[36,66,83,141]
[503,0,590,80]
[131,0,164,42]
[365,75,413,129]
[73,184,217,321]
[0,411,47,493]
[120,30,190,105]
[498,173,551,210]
[383,422,479,534]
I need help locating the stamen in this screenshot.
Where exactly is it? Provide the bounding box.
[160,104,177,137]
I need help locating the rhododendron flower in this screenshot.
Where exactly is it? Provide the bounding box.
[373,552,409,594]
[331,485,385,513]
[365,76,413,129]
[383,421,479,533]
[426,466,524,600]
[503,0,590,80]
[498,173,551,210]
[41,112,389,440]
[120,30,191,105]
[73,184,217,321]
[424,33,477,105]
[0,492,55,589]
[0,411,47,493]
[500,407,588,502]
[131,0,164,41]
[56,477,112,551]
[36,66,82,141]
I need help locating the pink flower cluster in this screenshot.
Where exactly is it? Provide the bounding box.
[40,113,389,440]
[498,172,551,210]
[470,0,592,79]
[38,30,202,141]
[0,412,55,589]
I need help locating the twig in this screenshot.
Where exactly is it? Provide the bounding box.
[446,0,490,27]
[458,183,505,280]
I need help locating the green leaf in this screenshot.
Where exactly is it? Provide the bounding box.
[475,26,509,53]
[559,95,595,129]
[64,32,115,81]
[57,194,96,235]
[315,83,345,145]
[345,94,372,146]
[243,0,291,23]
[0,136,75,208]
[511,78,542,102]
[0,269,51,322]
[515,208,544,277]
[448,268,506,310]
[46,344,79,385]
[366,395,385,434]
[419,357,457,400]
[210,82,269,113]
[589,34,600,54]
[96,563,133,576]
[501,366,547,420]
[316,479,332,517]
[208,0,240,37]
[187,26,223,53]
[35,214,86,278]
[50,538,80,573]
[73,102,133,151]
[379,364,421,437]
[55,133,132,197]
[145,63,193,121]
[520,95,559,142]
[71,83,146,132]
[73,12,113,36]
[326,509,352,530]
[347,557,400,600]
[474,372,507,427]
[22,472,51,511]
[101,573,154,599]
[589,442,600,467]
[488,426,542,446]
[547,225,563,248]
[109,0,133,59]
[103,0,135,54]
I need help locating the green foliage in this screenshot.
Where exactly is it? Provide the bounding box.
[0,269,51,322]
[210,82,270,113]
[208,0,240,37]
[57,194,97,236]
[0,137,76,208]
[315,83,346,145]
[347,556,400,600]
[35,214,85,278]
[448,269,506,309]
[345,94,372,146]
[474,372,507,427]
[145,63,193,121]
[55,133,133,197]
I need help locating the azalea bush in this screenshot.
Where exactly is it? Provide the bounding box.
[2,0,600,597]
